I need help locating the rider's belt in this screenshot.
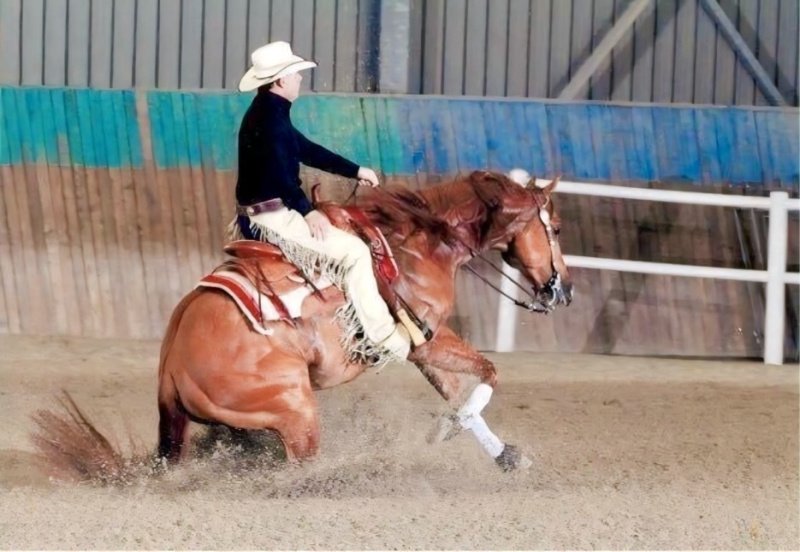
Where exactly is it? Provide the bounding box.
[237,198,285,216]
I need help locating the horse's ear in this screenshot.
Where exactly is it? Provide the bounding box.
[507,168,532,187]
[529,176,560,195]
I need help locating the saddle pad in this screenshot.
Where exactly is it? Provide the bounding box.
[197,270,332,335]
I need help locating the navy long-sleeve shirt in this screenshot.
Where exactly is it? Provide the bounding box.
[235,90,360,216]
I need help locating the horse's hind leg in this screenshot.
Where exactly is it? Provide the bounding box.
[158,404,188,463]
[265,368,321,461]
[272,404,320,461]
[227,427,286,459]
[157,377,188,464]
[180,357,321,463]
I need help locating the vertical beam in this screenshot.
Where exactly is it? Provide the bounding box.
[698,0,787,106]
[495,266,521,352]
[559,0,651,100]
[764,192,789,365]
[357,0,382,92]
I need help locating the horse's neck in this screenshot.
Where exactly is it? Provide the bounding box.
[417,181,488,258]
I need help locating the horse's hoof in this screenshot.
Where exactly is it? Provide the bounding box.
[495,444,532,471]
[427,414,462,444]
[149,455,169,476]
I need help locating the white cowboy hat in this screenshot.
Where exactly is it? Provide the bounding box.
[238,41,317,92]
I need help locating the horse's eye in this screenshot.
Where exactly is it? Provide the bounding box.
[553,227,561,236]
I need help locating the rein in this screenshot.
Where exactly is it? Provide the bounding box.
[344,181,359,204]
[344,178,555,314]
[462,257,550,313]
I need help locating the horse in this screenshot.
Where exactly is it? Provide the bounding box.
[155,169,572,471]
[32,169,572,479]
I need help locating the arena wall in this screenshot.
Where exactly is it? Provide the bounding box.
[1,87,797,357]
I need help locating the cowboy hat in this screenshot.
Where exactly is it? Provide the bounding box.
[238,41,317,92]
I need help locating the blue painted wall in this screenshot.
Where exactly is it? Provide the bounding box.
[2,87,798,186]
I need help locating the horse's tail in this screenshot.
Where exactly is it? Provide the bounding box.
[30,391,150,484]
[30,290,203,483]
[156,289,201,463]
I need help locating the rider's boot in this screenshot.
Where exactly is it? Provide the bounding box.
[379,323,411,360]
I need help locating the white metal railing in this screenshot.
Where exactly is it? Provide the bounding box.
[495,181,800,365]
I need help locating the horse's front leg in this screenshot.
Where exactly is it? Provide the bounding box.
[409,327,531,471]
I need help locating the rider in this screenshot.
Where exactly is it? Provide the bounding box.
[232,41,411,363]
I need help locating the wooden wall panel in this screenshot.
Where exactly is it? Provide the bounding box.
[0,88,797,361]
[0,163,795,357]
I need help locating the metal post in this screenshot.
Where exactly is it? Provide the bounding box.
[764,192,789,365]
[495,266,521,352]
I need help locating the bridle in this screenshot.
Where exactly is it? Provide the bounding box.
[462,186,562,313]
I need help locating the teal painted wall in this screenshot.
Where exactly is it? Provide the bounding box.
[2,87,798,186]
[0,87,142,168]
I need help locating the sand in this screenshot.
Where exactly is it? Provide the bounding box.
[0,334,797,550]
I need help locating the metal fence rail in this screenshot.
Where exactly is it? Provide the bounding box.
[496,181,800,365]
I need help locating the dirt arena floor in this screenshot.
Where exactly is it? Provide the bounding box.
[0,335,797,550]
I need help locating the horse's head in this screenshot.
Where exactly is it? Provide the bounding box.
[492,169,573,311]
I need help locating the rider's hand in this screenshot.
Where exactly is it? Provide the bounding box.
[304,210,332,240]
[357,167,380,187]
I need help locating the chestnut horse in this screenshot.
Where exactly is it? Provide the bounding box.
[158,170,572,471]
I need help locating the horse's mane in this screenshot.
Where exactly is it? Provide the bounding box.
[359,171,531,251]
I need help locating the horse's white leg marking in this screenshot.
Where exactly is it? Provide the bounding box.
[457,382,493,419]
[457,383,504,458]
[461,413,504,458]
